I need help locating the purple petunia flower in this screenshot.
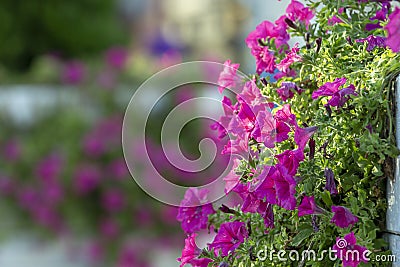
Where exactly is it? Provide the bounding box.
[218,60,240,93]
[332,232,369,267]
[177,188,215,234]
[276,82,303,101]
[298,196,324,217]
[366,2,390,31]
[208,221,248,257]
[356,35,386,52]
[324,168,338,195]
[385,7,400,52]
[74,165,101,194]
[331,206,359,228]
[312,78,357,108]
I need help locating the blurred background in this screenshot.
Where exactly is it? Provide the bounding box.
[0,0,291,266]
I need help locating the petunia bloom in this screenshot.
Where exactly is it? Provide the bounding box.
[324,168,338,195]
[218,60,240,93]
[276,149,305,176]
[356,35,386,52]
[312,78,357,107]
[385,7,400,52]
[331,206,359,228]
[276,82,303,101]
[286,0,314,29]
[208,221,248,257]
[298,196,324,217]
[177,233,202,267]
[276,44,302,75]
[294,125,318,151]
[177,188,215,233]
[332,232,369,267]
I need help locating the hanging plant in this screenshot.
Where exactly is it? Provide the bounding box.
[176,1,400,266]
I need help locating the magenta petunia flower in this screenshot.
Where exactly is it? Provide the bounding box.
[275,104,297,126]
[245,20,278,50]
[276,44,302,75]
[332,232,369,267]
[294,125,318,151]
[258,202,275,229]
[217,60,240,93]
[324,168,338,195]
[254,166,278,205]
[276,149,304,176]
[251,46,276,75]
[177,233,202,267]
[254,164,297,210]
[208,221,248,257]
[331,206,359,228]
[239,81,265,108]
[385,7,400,52]
[211,96,235,139]
[286,0,314,29]
[312,77,346,97]
[253,110,291,148]
[273,164,297,210]
[298,196,324,217]
[177,188,215,233]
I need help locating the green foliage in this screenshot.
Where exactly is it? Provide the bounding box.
[0,0,127,71]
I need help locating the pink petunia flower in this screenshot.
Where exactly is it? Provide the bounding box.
[331,206,359,228]
[332,232,369,267]
[276,43,302,75]
[177,233,203,267]
[217,60,240,93]
[177,188,215,233]
[385,7,400,52]
[208,221,248,257]
[286,0,315,29]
